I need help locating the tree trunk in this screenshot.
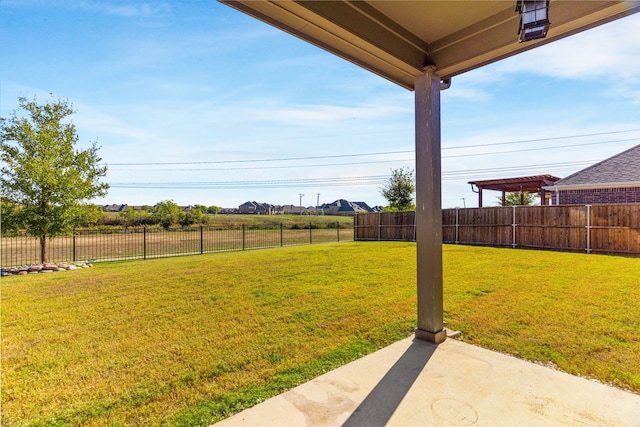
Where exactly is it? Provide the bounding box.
[40,235,47,263]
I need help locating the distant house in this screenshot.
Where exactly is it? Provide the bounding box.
[321,199,374,216]
[283,204,310,215]
[104,204,127,212]
[239,201,258,214]
[238,201,281,215]
[544,144,640,205]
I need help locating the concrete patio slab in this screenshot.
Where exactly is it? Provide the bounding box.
[214,336,640,427]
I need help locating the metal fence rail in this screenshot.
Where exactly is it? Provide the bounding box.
[1,222,352,268]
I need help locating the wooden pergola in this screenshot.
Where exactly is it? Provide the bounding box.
[219,0,639,344]
[469,175,561,207]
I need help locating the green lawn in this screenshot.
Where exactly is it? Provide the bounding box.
[1,243,639,426]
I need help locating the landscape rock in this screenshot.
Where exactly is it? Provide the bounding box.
[1,261,93,277]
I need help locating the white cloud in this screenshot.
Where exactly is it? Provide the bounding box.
[495,13,640,81]
[247,102,411,127]
[446,14,640,103]
[78,2,172,18]
[0,0,172,18]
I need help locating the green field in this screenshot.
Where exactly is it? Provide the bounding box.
[2,243,639,426]
[98,213,355,229]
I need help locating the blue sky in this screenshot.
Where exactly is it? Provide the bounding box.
[2,1,639,209]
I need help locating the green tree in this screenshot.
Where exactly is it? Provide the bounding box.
[1,96,109,262]
[380,167,416,211]
[153,200,184,229]
[180,208,203,227]
[192,204,208,214]
[207,205,220,214]
[119,206,138,228]
[496,192,537,206]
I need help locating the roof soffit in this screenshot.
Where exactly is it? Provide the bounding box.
[220,0,640,89]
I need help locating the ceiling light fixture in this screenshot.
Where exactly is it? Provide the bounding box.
[516,0,550,42]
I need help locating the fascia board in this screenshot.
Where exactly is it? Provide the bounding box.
[542,182,640,191]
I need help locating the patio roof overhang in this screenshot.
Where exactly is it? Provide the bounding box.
[468,175,561,207]
[469,175,561,193]
[218,0,639,344]
[219,1,639,90]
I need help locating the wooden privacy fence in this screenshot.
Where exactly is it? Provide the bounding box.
[355,204,640,256]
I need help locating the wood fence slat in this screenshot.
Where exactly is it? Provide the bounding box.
[355,204,640,256]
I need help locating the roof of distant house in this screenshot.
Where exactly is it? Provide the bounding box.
[552,144,640,187]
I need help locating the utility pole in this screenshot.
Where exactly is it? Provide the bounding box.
[299,193,304,216]
[316,193,320,216]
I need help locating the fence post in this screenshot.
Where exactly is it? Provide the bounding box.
[143,227,147,260]
[200,226,204,254]
[242,224,246,250]
[378,212,382,241]
[337,221,340,242]
[586,205,591,254]
[73,232,77,262]
[512,206,517,248]
[280,223,283,247]
[309,222,313,244]
[353,214,357,241]
[455,208,459,244]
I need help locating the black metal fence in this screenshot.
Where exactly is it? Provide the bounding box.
[1,223,353,268]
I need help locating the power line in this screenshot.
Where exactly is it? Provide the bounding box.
[109,175,390,189]
[106,150,412,166]
[104,128,640,166]
[107,138,639,172]
[107,159,598,189]
[109,158,414,172]
[443,128,640,150]
[441,137,639,159]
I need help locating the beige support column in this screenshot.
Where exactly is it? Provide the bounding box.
[414,67,446,344]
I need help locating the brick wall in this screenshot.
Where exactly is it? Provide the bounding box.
[557,187,640,204]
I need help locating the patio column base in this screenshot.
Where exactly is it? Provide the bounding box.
[415,328,447,344]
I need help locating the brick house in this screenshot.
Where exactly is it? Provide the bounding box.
[238,201,281,214]
[544,144,640,205]
[321,199,373,216]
